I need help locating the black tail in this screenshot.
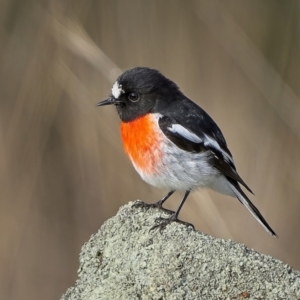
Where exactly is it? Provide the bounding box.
[227,178,277,237]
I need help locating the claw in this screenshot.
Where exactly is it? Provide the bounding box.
[132,201,149,209]
[132,201,174,214]
[150,215,195,232]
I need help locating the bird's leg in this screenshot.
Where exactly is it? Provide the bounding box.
[133,190,175,214]
[151,190,195,231]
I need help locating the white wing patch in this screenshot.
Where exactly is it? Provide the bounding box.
[168,124,202,143]
[203,134,221,151]
[112,81,124,99]
[204,134,234,164]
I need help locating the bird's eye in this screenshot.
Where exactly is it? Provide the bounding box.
[128,92,139,102]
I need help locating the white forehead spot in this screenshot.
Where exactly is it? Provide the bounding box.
[112,81,124,99]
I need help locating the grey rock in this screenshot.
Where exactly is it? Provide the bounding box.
[61,201,300,300]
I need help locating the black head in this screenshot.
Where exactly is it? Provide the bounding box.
[98,67,184,122]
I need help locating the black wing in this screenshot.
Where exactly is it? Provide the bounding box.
[158,114,253,194]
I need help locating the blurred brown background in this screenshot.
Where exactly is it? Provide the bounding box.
[1,0,300,299]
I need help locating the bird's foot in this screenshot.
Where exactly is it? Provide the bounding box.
[132,200,174,214]
[150,214,195,232]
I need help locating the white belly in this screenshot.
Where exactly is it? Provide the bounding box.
[132,137,220,191]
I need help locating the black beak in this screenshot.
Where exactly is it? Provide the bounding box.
[97,97,122,107]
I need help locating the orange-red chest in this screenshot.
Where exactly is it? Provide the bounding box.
[120,114,163,174]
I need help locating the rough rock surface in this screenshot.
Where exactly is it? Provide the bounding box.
[61,201,300,300]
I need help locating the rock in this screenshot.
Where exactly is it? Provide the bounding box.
[61,201,300,300]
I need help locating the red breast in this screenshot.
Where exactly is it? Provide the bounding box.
[120,114,163,174]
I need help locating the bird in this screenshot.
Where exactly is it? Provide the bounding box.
[97,67,277,237]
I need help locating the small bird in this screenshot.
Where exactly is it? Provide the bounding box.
[98,67,277,237]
